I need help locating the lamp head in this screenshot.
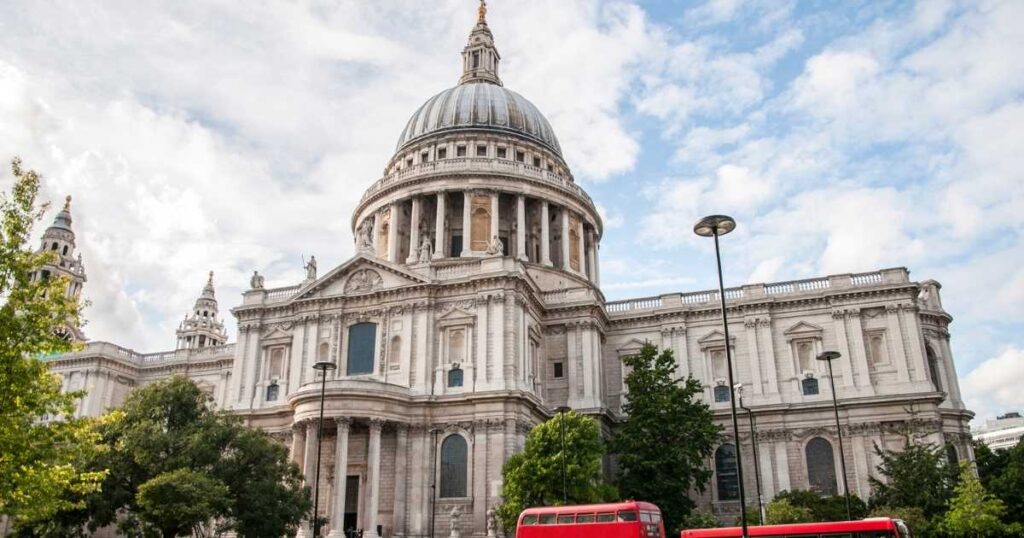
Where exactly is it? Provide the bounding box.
[312,361,338,372]
[816,351,842,362]
[693,215,736,237]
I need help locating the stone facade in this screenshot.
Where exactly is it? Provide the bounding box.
[41,4,972,536]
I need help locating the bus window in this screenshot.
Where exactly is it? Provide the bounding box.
[596,513,615,522]
[577,514,596,523]
[521,515,538,525]
[618,511,638,522]
[557,515,575,524]
[640,512,653,523]
[539,514,556,524]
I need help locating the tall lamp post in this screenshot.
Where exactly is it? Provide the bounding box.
[736,385,764,524]
[556,406,572,504]
[311,361,337,538]
[694,214,748,538]
[816,351,852,520]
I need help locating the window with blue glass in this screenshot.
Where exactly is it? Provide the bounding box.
[448,367,464,387]
[347,322,377,375]
[715,444,739,501]
[713,384,730,403]
[802,377,819,395]
[440,435,468,497]
[266,383,279,401]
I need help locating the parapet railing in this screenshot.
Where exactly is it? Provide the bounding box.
[49,341,236,364]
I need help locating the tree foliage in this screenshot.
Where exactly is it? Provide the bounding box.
[20,376,310,537]
[764,498,813,525]
[868,441,957,519]
[940,462,1008,537]
[497,411,615,532]
[678,510,721,530]
[0,158,104,524]
[772,490,866,522]
[975,439,1024,526]
[611,342,720,534]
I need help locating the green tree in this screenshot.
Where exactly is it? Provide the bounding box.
[497,411,615,532]
[867,506,930,536]
[611,342,720,534]
[869,441,957,519]
[136,469,230,538]
[678,510,720,530]
[975,439,1024,525]
[940,462,1007,537]
[772,490,867,522]
[764,498,813,525]
[22,376,310,537]
[0,158,104,525]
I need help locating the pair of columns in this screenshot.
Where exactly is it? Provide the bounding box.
[293,417,385,538]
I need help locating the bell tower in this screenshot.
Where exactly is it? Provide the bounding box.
[32,195,87,341]
[458,1,502,86]
[176,271,227,350]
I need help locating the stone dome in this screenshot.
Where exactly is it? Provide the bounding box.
[395,82,562,156]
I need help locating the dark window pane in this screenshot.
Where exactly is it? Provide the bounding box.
[802,377,819,395]
[266,384,279,401]
[456,146,466,157]
[450,235,463,257]
[806,437,838,496]
[522,515,538,525]
[553,362,564,378]
[617,511,637,522]
[347,322,376,375]
[438,147,447,159]
[540,515,556,524]
[716,444,739,500]
[946,444,959,466]
[440,435,468,497]
[448,368,464,387]
[557,515,574,524]
[596,513,615,523]
[577,514,596,523]
[714,385,731,402]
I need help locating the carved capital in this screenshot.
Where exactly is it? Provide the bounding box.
[368,417,385,434]
[334,416,352,432]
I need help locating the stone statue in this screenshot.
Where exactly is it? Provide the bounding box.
[418,235,433,263]
[250,270,265,289]
[918,285,931,306]
[449,505,462,538]
[357,219,374,253]
[486,235,503,256]
[486,507,497,537]
[304,255,317,281]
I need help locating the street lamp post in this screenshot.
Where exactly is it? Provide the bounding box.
[556,406,572,504]
[736,385,764,524]
[816,351,852,521]
[429,428,439,538]
[311,361,337,538]
[694,214,749,538]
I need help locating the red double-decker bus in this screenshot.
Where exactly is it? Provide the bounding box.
[680,518,912,538]
[517,501,666,538]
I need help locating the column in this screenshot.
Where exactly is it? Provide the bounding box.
[516,195,527,261]
[560,208,570,271]
[774,441,791,492]
[365,419,384,538]
[406,197,421,264]
[593,242,601,286]
[884,305,911,383]
[327,418,351,538]
[393,424,410,536]
[490,191,500,253]
[298,420,319,538]
[901,305,929,384]
[388,203,400,263]
[577,219,586,276]
[744,319,764,395]
[832,310,855,386]
[461,191,472,256]
[586,230,597,282]
[540,201,552,266]
[759,319,780,395]
[434,192,446,259]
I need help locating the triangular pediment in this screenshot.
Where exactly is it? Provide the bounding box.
[698,329,735,349]
[261,326,293,343]
[783,321,824,337]
[616,338,647,354]
[292,254,430,301]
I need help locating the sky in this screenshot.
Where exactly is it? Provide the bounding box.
[0,0,1021,425]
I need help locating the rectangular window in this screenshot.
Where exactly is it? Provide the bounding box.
[533,156,542,167]
[450,235,463,256]
[421,151,429,162]
[556,515,574,524]
[553,362,564,378]
[515,150,525,162]
[521,515,538,525]
[596,513,615,523]
[438,147,447,159]
[456,145,466,157]
[714,385,731,402]
[540,515,556,525]
[576,514,596,523]
[617,511,638,522]
[406,157,413,167]
[497,147,507,158]
[347,322,377,375]
[476,145,487,157]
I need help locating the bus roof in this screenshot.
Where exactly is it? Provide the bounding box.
[681,519,898,537]
[520,501,661,516]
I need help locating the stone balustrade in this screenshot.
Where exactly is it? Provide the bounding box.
[47,340,235,364]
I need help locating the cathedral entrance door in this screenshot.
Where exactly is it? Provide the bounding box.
[343,475,359,536]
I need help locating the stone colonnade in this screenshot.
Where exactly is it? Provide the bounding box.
[368,191,600,284]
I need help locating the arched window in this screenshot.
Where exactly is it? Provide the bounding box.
[347,323,377,375]
[440,435,468,498]
[945,444,959,467]
[62,245,68,255]
[268,348,284,379]
[806,437,837,496]
[448,367,464,388]
[802,377,819,395]
[714,385,730,403]
[927,347,943,392]
[471,206,490,251]
[715,444,739,501]
[266,384,279,401]
[711,349,727,379]
[50,242,58,251]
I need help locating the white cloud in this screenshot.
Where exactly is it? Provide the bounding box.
[963,346,1024,424]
